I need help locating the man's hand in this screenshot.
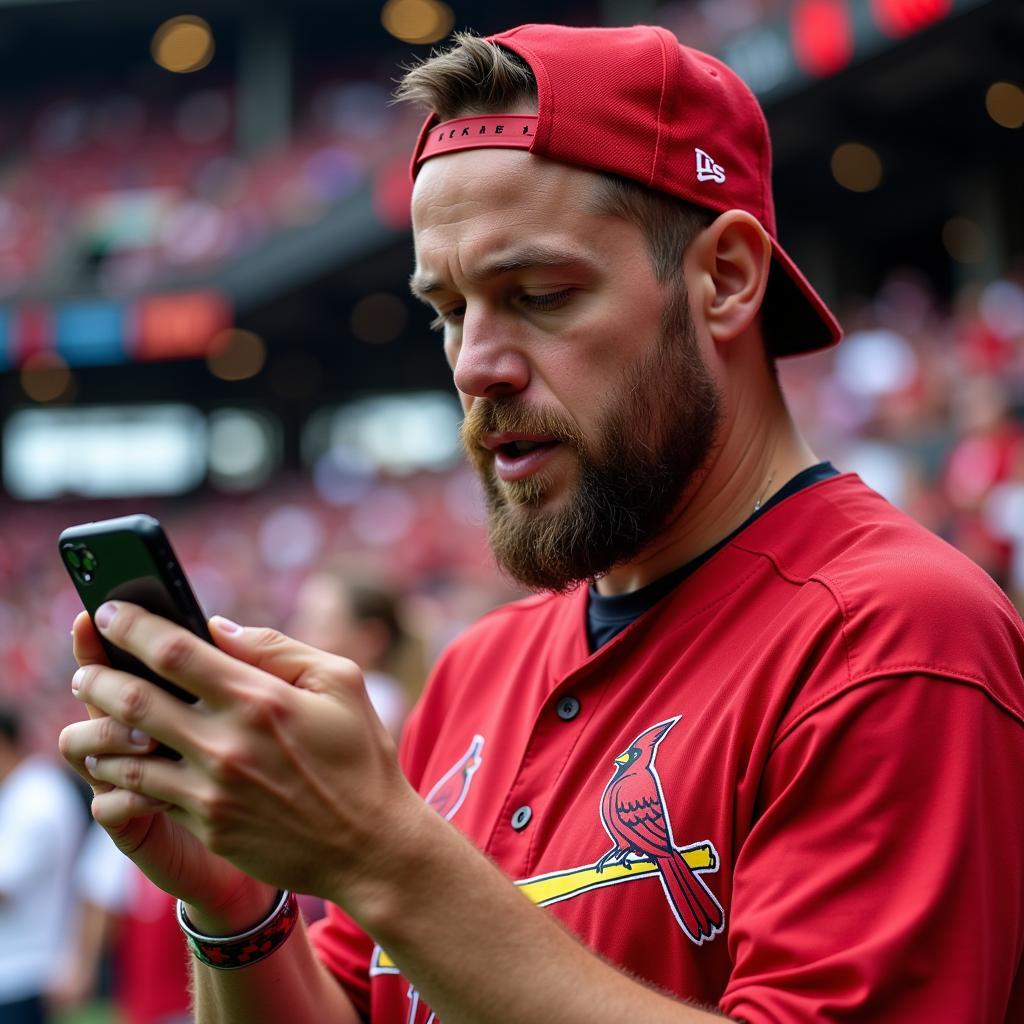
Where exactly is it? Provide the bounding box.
[59,603,423,931]
[59,609,260,927]
[58,604,733,1024]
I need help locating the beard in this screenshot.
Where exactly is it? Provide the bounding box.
[460,277,723,592]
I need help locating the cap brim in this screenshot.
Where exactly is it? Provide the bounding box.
[763,238,842,357]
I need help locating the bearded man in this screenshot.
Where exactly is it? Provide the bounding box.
[60,25,1024,1024]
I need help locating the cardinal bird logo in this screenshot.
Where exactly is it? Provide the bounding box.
[596,716,724,945]
[425,734,484,822]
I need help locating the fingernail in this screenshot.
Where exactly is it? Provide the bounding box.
[129,729,150,748]
[71,667,86,694]
[85,755,98,774]
[211,615,243,635]
[95,602,118,629]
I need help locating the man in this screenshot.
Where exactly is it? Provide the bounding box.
[59,24,1024,1023]
[0,704,87,1024]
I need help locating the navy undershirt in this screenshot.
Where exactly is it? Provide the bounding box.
[586,462,839,652]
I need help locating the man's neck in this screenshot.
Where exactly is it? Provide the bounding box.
[595,396,816,596]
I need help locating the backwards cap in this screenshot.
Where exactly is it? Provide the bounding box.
[410,23,841,357]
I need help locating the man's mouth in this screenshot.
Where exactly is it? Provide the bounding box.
[499,439,555,457]
[484,433,561,481]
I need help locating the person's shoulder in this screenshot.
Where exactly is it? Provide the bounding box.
[743,473,1024,717]
[792,473,1016,624]
[743,472,1011,608]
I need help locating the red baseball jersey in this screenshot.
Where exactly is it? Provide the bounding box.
[310,473,1024,1022]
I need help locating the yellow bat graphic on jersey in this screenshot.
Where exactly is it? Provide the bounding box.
[371,845,715,973]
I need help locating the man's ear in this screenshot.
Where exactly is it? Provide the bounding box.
[685,210,772,349]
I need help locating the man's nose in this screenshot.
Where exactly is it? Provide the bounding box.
[452,309,530,399]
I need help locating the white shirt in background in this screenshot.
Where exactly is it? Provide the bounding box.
[0,755,87,1003]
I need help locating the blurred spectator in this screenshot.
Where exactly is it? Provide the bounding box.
[779,268,1024,612]
[941,374,1024,589]
[0,703,87,1024]
[52,823,192,1024]
[282,570,426,924]
[1,267,1022,723]
[285,570,423,738]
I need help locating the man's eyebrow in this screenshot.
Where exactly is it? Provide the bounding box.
[409,245,592,301]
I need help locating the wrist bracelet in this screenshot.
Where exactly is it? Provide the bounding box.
[176,890,298,970]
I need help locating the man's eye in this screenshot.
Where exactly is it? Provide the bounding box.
[429,307,465,332]
[522,289,573,311]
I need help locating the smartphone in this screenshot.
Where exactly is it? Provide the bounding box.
[58,514,211,706]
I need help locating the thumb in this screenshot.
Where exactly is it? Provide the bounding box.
[207,615,364,696]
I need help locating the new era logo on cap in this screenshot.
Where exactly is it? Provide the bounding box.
[695,148,726,184]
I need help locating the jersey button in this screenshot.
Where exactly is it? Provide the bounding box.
[556,695,581,721]
[511,805,533,831]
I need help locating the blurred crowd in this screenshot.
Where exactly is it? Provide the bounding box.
[1,263,1023,1023]
[0,0,837,305]
[0,72,420,300]
[0,464,515,761]
[0,264,1015,749]
[1,267,1023,745]
[781,267,1024,613]
[0,464,510,1023]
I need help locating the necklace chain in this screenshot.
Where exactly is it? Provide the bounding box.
[752,470,776,514]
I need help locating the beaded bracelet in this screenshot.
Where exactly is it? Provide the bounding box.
[176,890,298,970]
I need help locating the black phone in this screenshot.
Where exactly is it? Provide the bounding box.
[58,514,211,706]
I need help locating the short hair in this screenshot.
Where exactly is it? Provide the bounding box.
[395,32,714,283]
[347,580,404,660]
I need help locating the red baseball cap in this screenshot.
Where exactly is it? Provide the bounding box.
[410,23,842,357]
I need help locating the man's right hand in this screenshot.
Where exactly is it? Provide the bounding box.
[58,611,276,933]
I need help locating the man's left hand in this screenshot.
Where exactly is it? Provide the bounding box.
[70,602,424,912]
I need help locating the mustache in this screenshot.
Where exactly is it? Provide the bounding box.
[460,399,586,454]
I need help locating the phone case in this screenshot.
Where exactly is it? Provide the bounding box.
[58,514,211,705]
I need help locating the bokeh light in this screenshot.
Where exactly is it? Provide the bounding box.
[206,328,267,381]
[986,82,1024,130]
[152,15,215,74]
[830,142,884,192]
[791,0,854,78]
[869,0,952,39]
[19,352,75,403]
[942,217,986,265]
[380,0,455,45]
[208,408,279,491]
